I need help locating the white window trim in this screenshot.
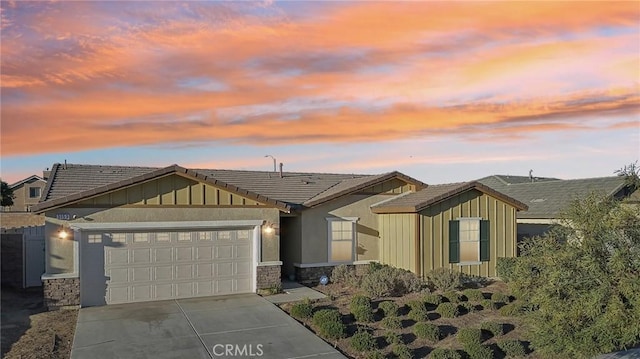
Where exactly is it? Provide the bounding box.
[457,217,482,265]
[326,217,359,264]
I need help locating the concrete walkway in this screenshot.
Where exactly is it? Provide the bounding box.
[264,281,327,304]
[71,294,344,359]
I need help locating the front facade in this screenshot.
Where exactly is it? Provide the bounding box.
[373,182,526,277]
[34,163,525,309]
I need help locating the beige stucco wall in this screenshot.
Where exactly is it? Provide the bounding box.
[7,179,46,212]
[44,206,280,275]
[300,193,399,264]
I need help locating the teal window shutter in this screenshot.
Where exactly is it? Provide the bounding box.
[480,220,490,261]
[449,220,460,263]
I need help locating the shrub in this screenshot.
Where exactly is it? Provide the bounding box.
[480,299,496,311]
[350,330,376,352]
[378,300,399,317]
[491,292,510,304]
[428,267,462,291]
[331,264,354,284]
[496,257,518,283]
[407,300,428,322]
[461,301,478,313]
[366,350,386,359]
[457,328,483,346]
[463,288,485,302]
[436,302,459,318]
[361,264,426,297]
[385,330,402,345]
[430,348,462,359]
[312,309,341,327]
[497,339,526,357]
[444,291,463,303]
[464,343,495,359]
[381,316,402,330]
[422,293,443,306]
[413,322,440,342]
[317,320,346,340]
[351,295,374,322]
[392,343,412,359]
[480,322,503,337]
[290,298,313,319]
[498,303,521,317]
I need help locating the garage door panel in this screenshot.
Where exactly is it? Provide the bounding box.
[94,228,254,305]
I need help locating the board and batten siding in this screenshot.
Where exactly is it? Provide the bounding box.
[420,190,517,277]
[378,189,518,278]
[77,175,265,207]
[378,213,416,272]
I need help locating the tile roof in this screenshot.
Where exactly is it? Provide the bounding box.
[477,175,559,188]
[371,181,528,213]
[477,175,627,219]
[34,163,425,213]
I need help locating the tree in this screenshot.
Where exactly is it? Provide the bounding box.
[615,161,640,191]
[1,180,15,207]
[509,193,640,358]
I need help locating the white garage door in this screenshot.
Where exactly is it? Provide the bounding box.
[81,228,253,305]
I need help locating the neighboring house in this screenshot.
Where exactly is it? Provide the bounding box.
[32,163,524,309]
[478,175,638,241]
[3,174,48,212]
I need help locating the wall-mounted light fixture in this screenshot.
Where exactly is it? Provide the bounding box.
[58,226,69,239]
[264,223,274,234]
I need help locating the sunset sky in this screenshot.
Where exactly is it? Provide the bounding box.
[1,1,638,185]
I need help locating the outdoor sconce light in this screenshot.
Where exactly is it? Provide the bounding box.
[58,227,69,239]
[264,223,274,234]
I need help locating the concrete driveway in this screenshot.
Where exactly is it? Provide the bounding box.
[71,294,345,359]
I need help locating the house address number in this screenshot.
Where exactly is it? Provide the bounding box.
[56,213,72,220]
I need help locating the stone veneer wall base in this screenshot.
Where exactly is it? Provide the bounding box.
[256,265,281,289]
[43,277,80,310]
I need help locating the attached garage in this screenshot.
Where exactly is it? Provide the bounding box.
[76,221,261,306]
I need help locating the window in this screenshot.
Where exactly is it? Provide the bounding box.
[328,218,357,262]
[29,187,41,198]
[449,218,489,264]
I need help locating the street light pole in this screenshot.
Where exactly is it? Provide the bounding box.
[264,155,276,172]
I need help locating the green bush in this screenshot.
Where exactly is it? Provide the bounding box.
[392,343,412,359]
[480,299,496,311]
[436,302,459,318]
[430,348,462,359]
[480,321,503,337]
[460,301,478,313]
[444,291,463,303]
[497,339,526,357]
[350,330,376,352]
[464,343,495,359]
[422,293,443,306]
[350,295,374,322]
[406,300,428,321]
[491,292,510,304]
[413,322,440,342]
[317,320,346,340]
[331,264,354,284]
[378,300,399,317]
[360,264,426,297]
[385,330,402,345]
[496,257,518,283]
[457,328,483,346]
[290,298,313,319]
[366,350,386,359]
[428,267,462,291]
[463,288,485,302]
[312,309,341,327]
[350,294,372,310]
[381,316,402,330]
[498,303,522,317]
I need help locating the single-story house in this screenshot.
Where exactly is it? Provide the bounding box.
[477,175,638,241]
[32,163,526,308]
